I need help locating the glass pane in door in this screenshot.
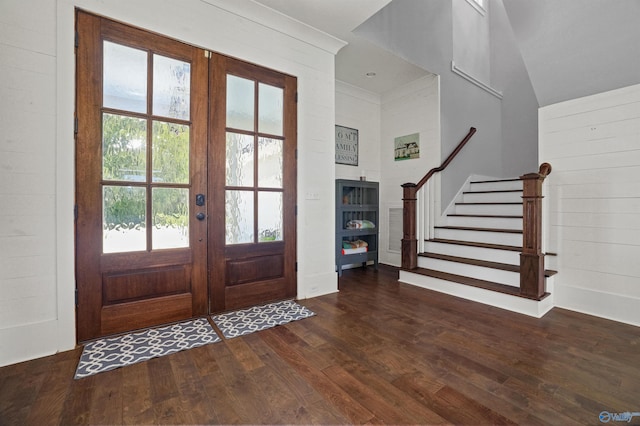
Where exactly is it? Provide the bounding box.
[225,190,254,244]
[258,83,283,136]
[103,41,147,113]
[102,113,147,182]
[102,185,147,253]
[226,132,254,187]
[258,137,283,188]
[226,75,254,131]
[152,187,189,249]
[153,54,191,120]
[258,191,282,242]
[152,121,189,183]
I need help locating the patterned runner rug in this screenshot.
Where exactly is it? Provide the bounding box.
[212,300,315,339]
[74,318,221,379]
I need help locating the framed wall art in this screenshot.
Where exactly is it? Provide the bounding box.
[335,125,358,166]
[394,132,420,161]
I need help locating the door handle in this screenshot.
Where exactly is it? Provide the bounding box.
[196,212,206,221]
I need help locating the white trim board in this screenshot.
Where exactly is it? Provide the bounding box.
[554,285,640,328]
[451,61,502,99]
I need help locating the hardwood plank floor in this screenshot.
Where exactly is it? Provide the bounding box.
[2,264,639,425]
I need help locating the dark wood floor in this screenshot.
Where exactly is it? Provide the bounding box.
[2,265,640,425]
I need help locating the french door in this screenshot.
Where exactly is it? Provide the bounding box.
[208,56,297,313]
[75,11,297,341]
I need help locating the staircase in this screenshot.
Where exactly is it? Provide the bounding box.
[399,177,557,318]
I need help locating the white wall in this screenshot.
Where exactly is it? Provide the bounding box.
[335,81,382,182]
[334,81,381,271]
[380,75,441,266]
[492,0,538,178]
[334,76,440,268]
[540,83,640,327]
[355,0,538,212]
[0,0,63,367]
[453,0,490,84]
[0,0,342,367]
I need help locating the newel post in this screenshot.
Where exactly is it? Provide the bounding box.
[401,183,418,270]
[519,163,552,299]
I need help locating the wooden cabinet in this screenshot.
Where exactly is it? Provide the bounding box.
[336,179,379,276]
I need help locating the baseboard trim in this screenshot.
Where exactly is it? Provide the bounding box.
[554,284,640,327]
[299,271,338,300]
[0,319,63,367]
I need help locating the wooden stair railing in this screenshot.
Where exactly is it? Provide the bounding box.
[519,162,552,299]
[401,127,477,269]
[401,128,553,301]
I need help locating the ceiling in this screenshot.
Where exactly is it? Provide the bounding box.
[502,0,640,106]
[252,0,640,107]
[252,0,431,94]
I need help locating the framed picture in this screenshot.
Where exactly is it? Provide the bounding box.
[394,133,420,161]
[335,125,358,166]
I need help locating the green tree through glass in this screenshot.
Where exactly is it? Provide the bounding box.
[102,115,190,244]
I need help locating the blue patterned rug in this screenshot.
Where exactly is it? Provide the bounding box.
[74,318,221,379]
[212,300,315,339]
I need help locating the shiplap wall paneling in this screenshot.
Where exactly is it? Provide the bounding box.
[540,83,640,326]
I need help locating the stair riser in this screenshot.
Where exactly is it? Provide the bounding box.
[434,228,522,246]
[469,180,523,192]
[455,203,522,216]
[399,271,554,318]
[545,255,558,271]
[545,275,555,294]
[424,241,520,265]
[417,257,520,287]
[446,216,522,230]
[462,192,523,203]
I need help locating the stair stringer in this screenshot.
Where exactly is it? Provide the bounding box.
[399,269,555,318]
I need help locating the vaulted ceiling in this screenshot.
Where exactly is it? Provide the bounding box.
[253,0,640,105]
[502,0,640,106]
[252,0,431,93]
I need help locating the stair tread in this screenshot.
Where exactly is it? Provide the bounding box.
[419,252,557,276]
[435,225,523,234]
[401,267,551,301]
[427,238,522,252]
[456,202,522,205]
[463,189,522,194]
[448,214,523,219]
[470,178,521,184]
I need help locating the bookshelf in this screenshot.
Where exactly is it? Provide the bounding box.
[335,179,379,276]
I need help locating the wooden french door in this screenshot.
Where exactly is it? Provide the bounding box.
[75,12,209,341]
[75,11,297,341]
[208,57,297,313]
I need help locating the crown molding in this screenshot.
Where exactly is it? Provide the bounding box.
[336,80,381,104]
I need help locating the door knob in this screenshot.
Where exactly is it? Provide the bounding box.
[196,212,206,221]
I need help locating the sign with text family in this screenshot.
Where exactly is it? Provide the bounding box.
[335,125,358,166]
